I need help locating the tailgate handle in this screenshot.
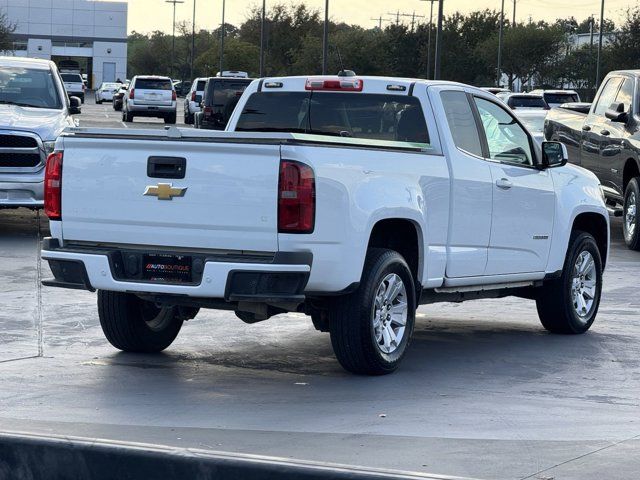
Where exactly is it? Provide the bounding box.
[147,156,186,179]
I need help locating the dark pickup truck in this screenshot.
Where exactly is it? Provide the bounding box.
[545,70,640,250]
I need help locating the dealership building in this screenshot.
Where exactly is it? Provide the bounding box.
[1,0,127,88]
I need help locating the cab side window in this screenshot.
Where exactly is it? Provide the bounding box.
[440,91,484,157]
[593,77,623,116]
[473,97,534,166]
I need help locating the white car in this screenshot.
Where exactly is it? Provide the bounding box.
[183,77,207,124]
[60,72,85,103]
[530,89,581,108]
[95,82,122,104]
[514,109,548,146]
[500,93,550,111]
[122,75,177,124]
[41,75,609,375]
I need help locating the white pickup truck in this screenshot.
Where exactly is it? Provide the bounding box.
[41,76,609,375]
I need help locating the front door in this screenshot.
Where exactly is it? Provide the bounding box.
[473,96,556,275]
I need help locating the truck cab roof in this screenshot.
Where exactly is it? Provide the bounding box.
[0,56,55,70]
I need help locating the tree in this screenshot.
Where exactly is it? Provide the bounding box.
[0,12,16,51]
[479,23,565,89]
[607,7,640,73]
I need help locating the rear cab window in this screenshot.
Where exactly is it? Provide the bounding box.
[236,91,430,148]
[544,92,579,105]
[509,96,547,109]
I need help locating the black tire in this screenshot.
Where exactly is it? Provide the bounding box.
[164,113,177,124]
[96,98,102,104]
[184,112,193,125]
[123,110,133,122]
[329,248,416,375]
[536,231,603,334]
[97,290,183,353]
[623,177,640,251]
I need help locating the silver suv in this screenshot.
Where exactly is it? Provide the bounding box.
[123,75,177,124]
[0,56,80,208]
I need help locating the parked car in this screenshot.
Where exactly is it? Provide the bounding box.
[122,75,177,124]
[194,76,252,130]
[183,77,207,125]
[0,56,80,209]
[95,82,122,104]
[531,89,581,108]
[60,72,85,103]
[41,75,608,375]
[545,70,640,250]
[112,83,129,111]
[500,93,550,111]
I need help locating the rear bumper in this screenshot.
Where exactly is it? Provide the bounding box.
[128,102,177,114]
[41,239,311,303]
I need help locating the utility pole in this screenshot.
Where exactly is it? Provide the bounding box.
[497,0,505,87]
[434,0,444,80]
[370,16,383,29]
[387,10,401,25]
[165,0,184,79]
[259,0,266,77]
[322,0,329,74]
[219,0,225,74]
[190,0,196,80]
[420,0,437,80]
[595,0,605,89]
[512,0,516,27]
[391,11,425,31]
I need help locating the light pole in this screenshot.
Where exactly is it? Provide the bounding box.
[165,0,184,79]
[496,0,505,87]
[219,0,226,74]
[322,0,329,74]
[420,0,436,80]
[595,0,605,89]
[512,0,516,27]
[190,0,196,79]
[433,0,444,80]
[259,0,266,77]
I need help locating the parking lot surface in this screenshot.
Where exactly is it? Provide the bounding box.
[1,99,640,480]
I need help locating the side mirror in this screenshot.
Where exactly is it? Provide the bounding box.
[69,96,81,115]
[605,102,628,123]
[540,141,568,169]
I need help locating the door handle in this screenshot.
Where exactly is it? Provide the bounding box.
[600,129,610,136]
[496,178,513,190]
[582,125,591,132]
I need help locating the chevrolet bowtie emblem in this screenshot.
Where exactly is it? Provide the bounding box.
[143,183,187,200]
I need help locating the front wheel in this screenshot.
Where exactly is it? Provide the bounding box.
[536,231,602,334]
[329,248,416,375]
[97,291,184,352]
[623,177,640,251]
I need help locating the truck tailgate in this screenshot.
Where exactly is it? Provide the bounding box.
[60,137,281,252]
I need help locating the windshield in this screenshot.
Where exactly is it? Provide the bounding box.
[61,73,82,83]
[0,66,62,109]
[544,93,579,104]
[135,78,172,90]
[237,91,430,145]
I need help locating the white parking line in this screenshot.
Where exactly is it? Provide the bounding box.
[121,121,128,128]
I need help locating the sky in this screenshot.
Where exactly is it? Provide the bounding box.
[124,0,635,33]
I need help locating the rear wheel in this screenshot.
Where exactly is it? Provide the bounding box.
[623,177,640,251]
[97,291,184,353]
[329,248,416,375]
[123,109,133,122]
[165,113,177,124]
[536,231,602,334]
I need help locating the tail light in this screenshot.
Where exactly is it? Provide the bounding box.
[172,90,177,101]
[278,160,315,233]
[203,106,212,118]
[305,77,363,91]
[191,91,196,101]
[129,88,134,99]
[44,151,63,220]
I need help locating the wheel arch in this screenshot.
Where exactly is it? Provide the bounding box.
[367,218,424,289]
[572,212,609,269]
